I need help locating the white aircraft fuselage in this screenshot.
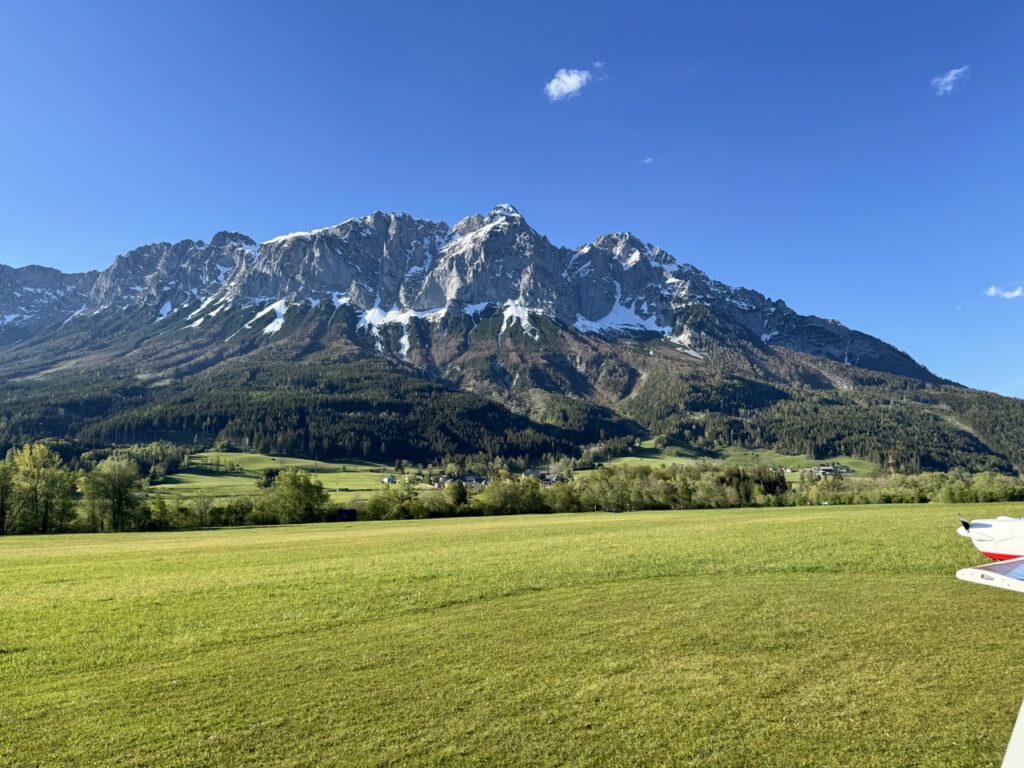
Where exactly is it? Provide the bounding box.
[957,515,1024,561]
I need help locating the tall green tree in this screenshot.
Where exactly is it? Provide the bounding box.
[12,444,74,536]
[263,469,329,523]
[78,458,144,531]
[444,480,468,508]
[12,444,74,534]
[0,458,15,535]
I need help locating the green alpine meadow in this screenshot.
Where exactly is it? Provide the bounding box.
[3,503,1022,767]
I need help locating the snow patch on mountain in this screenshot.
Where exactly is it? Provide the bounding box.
[358,303,446,329]
[186,295,218,320]
[575,283,670,334]
[500,300,539,340]
[399,326,411,358]
[245,299,289,335]
[263,314,285,335]
[356,300,447,357]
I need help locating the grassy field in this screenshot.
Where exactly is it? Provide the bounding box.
[717,446,880,475]
[594,440,881,476]
[152,451,399,504]
[3,504,1023,766]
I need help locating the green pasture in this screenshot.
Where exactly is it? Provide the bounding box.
[595,440,881,476]
[717,446,880,475]
[151,451,399,504]
[2,502,1022,766]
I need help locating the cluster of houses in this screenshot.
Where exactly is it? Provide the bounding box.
[780,462,852,478]
[380,469,565,488]
[521,469,564,485]
[431,473,486,489]
[381,473,487,488]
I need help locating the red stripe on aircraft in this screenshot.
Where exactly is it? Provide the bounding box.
[981,551,1023,562]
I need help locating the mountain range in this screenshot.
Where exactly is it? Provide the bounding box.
[1,204,1021,472]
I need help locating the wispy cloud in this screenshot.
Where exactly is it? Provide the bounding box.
[544,68,593,101]
[641,157,654,165]
[931,65,969,95]
[986,285,1023,300]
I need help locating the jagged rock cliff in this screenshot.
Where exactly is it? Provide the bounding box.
[0,204,934,382]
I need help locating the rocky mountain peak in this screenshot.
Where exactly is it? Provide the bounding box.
[0,204,939,383]
[450,203,527,239]
[490,202,521,216]
[587,232,677,270]
[210,231,256,248]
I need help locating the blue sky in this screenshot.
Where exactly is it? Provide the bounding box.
[0,1,1021,394]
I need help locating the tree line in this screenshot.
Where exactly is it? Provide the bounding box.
[357,464,1024,521]
[0,442,335,535]
[3,441,1024,536]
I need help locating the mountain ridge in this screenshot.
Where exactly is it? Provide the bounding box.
[0,203,938,385]
[7,203,1023,476]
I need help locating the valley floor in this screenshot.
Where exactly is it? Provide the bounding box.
[152,446,880,508]
[2,504,1023,766]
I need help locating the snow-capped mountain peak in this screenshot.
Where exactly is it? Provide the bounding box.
[0,204,935,381]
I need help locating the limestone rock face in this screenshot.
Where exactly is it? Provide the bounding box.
[0,264,95,338]
[0,204,934,381]
[88,234,258,315]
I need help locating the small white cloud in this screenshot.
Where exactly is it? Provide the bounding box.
[931,65,970,95]
[986,285,1023,300]
[641,157,654,165]
[545,68,593,101]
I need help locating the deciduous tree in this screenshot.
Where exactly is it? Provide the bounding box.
[78,457,144,531]
[12,444,73,534]
[263,469,329,523]
[0,458,15,535]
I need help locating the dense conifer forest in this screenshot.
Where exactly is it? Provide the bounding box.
[3,353,1024,477]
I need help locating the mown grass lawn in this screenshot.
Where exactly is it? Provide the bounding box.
[2,503,1023,766]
